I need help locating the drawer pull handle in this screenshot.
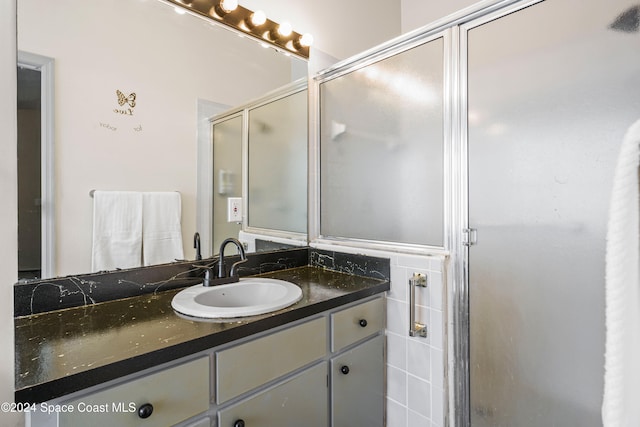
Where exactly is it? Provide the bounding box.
[359,319,368,328]
[137,403,154,419]
[234,419,246,427]
[340,365,350,375]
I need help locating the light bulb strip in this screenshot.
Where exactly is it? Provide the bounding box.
[167,0,310,60]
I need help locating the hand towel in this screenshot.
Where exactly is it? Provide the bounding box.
[142,192,184,265]
[602,118,640,426]
[91,191,143,272]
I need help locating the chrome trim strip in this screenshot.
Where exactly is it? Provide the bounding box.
[316,0,525,81]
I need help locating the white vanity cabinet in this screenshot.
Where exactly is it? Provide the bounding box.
[27,296,385,427]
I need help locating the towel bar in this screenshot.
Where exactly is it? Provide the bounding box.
[89,190,180,197]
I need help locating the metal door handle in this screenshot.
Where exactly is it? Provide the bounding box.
[409,273,428,338]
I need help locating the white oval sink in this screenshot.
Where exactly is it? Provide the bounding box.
[171,277,303,319]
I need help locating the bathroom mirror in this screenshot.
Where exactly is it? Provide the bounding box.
[17,0,308,279]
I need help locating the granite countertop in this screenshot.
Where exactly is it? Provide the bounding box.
[15,266,389,404]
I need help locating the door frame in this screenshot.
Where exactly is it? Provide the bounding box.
[17,51,55,279]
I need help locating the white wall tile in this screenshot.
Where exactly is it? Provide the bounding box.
[387,365,407,405]
[429,271,443,311]
[387,298,408,336]
[407,375,431,418]
[408,409,431,427]
[431,386,444,427]
[397,254,432,270]
[429,308,443,350]
[389,264,408,302]
[407,339,431,382]
[387,331,407,370]
[386,398,408,427]
[431,348,444,390]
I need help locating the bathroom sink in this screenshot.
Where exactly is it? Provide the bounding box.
[171,277,303,319]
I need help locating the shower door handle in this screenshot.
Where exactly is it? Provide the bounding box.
[409,273,428,338]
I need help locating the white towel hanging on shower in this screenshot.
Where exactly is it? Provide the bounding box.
[91,191,143,271]
[602,119,640,427]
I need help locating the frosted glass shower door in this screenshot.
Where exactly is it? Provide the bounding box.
[319,37,444,247]
[466,0,640,425]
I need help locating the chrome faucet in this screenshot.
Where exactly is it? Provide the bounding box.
[217,238,247,278]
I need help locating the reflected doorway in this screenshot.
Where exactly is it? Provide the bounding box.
[17,52,54,280]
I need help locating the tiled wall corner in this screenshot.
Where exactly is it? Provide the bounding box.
[311,243,447,427]
[387,252,446,427]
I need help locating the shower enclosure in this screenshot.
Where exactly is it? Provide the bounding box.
[463,0,640,425]
[312,0,640,425]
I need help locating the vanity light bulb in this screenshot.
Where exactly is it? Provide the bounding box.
[219,0,238,13]
[299,33,314,47]
[278,22,293,37]
[251,10,267,26]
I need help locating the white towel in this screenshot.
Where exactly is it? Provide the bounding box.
[91,191,143,272]
[602,119,640,427]
[142,192,184,265]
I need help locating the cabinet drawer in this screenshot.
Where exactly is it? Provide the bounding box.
[216,316,327,403]
[59,356,210,427]
[331,297,384,352]
[218,362,328,427]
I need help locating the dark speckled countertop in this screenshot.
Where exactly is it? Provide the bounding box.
[15,266,389,404]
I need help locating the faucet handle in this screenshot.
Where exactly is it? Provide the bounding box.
[229,258,249,277]
[202,268,214,287]
[193,232,202,261]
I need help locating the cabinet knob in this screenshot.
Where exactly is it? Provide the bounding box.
[340,365,350,375]
[359,319,368,328]
[137,403,154,419]
[234,419,246,427]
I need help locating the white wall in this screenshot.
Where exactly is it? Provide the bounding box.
[401,0,484,32]
[1,1,22,426]
[242,0,402,62]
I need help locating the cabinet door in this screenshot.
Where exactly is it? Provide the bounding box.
[218,362,328,427]
[331,335,384,427]
[59,357,210,427]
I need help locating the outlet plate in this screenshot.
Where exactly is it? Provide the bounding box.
[227,197,242,222]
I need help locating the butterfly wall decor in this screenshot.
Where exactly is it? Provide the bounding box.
[116,90,136,108]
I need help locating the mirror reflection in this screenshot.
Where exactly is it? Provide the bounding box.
[247,88,307,234]
[210,83,308,254]
[212,114,243,253]
[17,0,307,279]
